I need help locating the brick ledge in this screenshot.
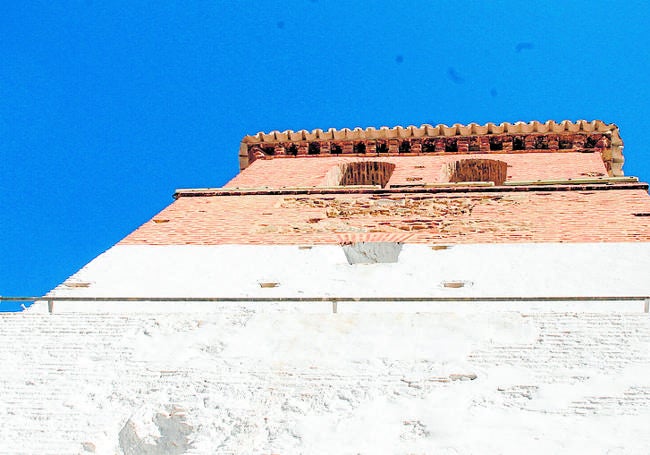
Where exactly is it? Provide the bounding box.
[174,181,648,199]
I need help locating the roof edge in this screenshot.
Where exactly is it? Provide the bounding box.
[238,119,624,176]
[241,120,621,145]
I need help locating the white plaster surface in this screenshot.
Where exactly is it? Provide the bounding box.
[4,242,649,453]
[45,243,650,303]
[1,308,650,454]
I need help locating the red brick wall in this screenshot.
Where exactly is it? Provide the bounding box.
[120,188,650,245]
[225,153,609,189]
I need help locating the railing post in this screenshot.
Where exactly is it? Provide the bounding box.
[47,299,54,314]
[644,298,649,314]
[332,300,337,314]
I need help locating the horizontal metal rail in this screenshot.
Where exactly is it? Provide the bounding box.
[2,295,649,314]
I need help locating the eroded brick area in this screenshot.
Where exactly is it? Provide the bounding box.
[225,153,609,189]
[279,195,480,234]
[121,189,650,245]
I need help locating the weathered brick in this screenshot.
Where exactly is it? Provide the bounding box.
[121,188,650,245]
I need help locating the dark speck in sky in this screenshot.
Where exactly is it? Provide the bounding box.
[515,42,534,52]
[395,55,404,63]
[277,21,285,29]
[490,88,498,97]
[446,67,464,84]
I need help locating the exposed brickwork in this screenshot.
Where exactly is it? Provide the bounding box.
[120,188,650,245]
[122,120,645,246]
[225,153,609,189]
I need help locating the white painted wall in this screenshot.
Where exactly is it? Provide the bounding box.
[35,243,650,313]
[12,243,650,455]
[9,242,649,454]
[2,310,650,454]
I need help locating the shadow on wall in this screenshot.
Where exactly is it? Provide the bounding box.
[323,161,396,188]
[444,159,508,185]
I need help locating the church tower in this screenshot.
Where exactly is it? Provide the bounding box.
[7,120,650,454]
[45,119,650,303]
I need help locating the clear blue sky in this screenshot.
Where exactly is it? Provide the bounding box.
[2,1,649,310]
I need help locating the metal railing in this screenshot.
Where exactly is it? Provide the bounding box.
[2,295,649,314]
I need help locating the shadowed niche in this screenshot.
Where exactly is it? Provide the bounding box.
[445,158,508,185]
[338,161,396,188]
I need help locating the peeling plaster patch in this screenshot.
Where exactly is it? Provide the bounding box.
[118,405,193,455]
[81,441,96,452]
[64,281,91,288]
[342,242,402,264]
[449,373,478,381]
[441,280,472,289]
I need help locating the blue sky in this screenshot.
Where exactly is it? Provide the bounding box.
[1,1,649,310]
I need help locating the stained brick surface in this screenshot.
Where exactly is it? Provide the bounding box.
[121,188,650,245]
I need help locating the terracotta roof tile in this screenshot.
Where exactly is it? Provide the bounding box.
[243,120,621,144]
[239,120,624,176]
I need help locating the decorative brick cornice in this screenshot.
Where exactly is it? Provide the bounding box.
[239,120,624,176]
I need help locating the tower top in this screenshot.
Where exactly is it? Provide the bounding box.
[239,119,623,176]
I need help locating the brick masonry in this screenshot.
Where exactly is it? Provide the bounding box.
[240,121,626,178]
[243,130,619,174]
[121,188,650,245]
[338,161,396,187]
[446,158,508,185]
[225,153,609,189]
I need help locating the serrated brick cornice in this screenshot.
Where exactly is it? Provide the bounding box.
[239,120,624,176]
